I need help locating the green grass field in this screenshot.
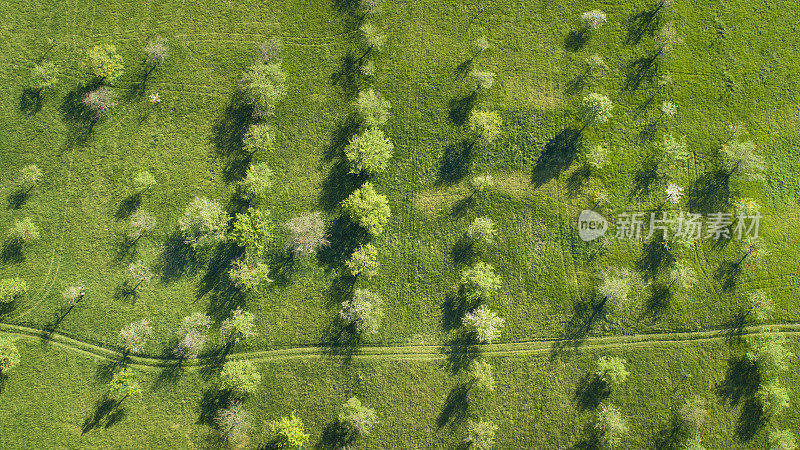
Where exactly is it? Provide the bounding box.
[1,0,799,447]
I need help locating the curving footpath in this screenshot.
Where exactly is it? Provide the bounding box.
[2,322,800,371]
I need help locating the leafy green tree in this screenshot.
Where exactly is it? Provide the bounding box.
[655,22,681,58]
[266,412,309,448]
[144,37,168,69]
[344,127,394,175]
[0,337,20,375]
[31,61,59,91]
[357,0,385,16]
[684,435,706,450]
[229,252,272,293]
[0,277,27,304]
[230,208,272,255]
[657,134,689,179]
[240,62,287,118]
[62,284,85,308]
[108,368,142,402]
[220,308,257,345]
[468,110,502,143]
[661,101,678,118]
[747,333,790,373]
[128,208,156,241]
[216,401,249,444]
[219,360,261,396]
[360,22,386,52]
[595,356,629,386]
[178,197,228,248]
[86,43,124,82]
[470,174,494,194]
[469,69,496,92]
[119,319,152,354]
[467,360,496,392]
[579,93,613,128]
[769,429,797,450]
[668,260,698,292]
[8,218,39,244]
[242,123,275,155]
[461,262,501,302]
[597,268,635,312]
[721,140,764,181]
[467,217,497,248]
[345,243,379,278]
[462,305,505,343]
[339,289,383,335]
[354,89,391,127]
[580,144,609,172]
[286,212,329,256]
[585,54,606,73]
[465,420,498,449]
[738,236,767,269]
[475,36,490,54]
[133,170,156,193]
[747,290,774,323]
[82,86,116,120]
[339,397,377,438]
[341,182,391,236]
[733,197,760,217]
[173,312,211,359]
[239,162,273,201]
[595,403,628,447]
[757,381,790,418]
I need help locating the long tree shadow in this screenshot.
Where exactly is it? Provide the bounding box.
[331,51,363,98]
[624,54,660,91]
[438,140,474,184]
[574,373,610,411]
[7,186,34,209]
[624,7,661,45]
[19,88,43,114]
[321,315,363,361]
[82,395,126,433]
[158,231,198,283]
[643,282,672,319]
[211,91,253,160]
[448,92,476,126]
[736,397,764,441]
[437,382,471,428]
[571,423,601,450]
[686,169,731,213]
[637,236,674,280]
[652,414,690,450]
[717,357,759,406]
[1,240,24,264]
[532,128,581,188]
[550,299,605,359]
[201,243,247,323]
[316,217,366,270]
[60,82,100,145]
[441,329,480,375]
[714,259,742,292]
[323,116,360,161]
[115,193,142,220]
[319,159,366,211]
[721,310,749,344]
[565,29,589,52]
[317,420,355,449]
[631,154,659,198]
[198,388,232,427]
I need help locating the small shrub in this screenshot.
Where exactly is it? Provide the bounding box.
[471,174,494,194]
[595,356,629,385]
[239,162,273,201]
[462,305,504,343]
[469,69,496,92]
[216,401,249,443]
[594,403,628,447]
[465,420,498,449]
[86,43,124,82]
[16,164,43,192]
[108,368,142,402]
[128,208,156,241]
[720,140,764,181]
[679,397,708,432]
[8,218,39,243]
[354,89,391,127]
[580,10,607,30]
[669,260,697,292]
[360,22,386,51]
[119,319,152,354]
[286,212,329,256]
[360,60,376,78]
[339,397,377,438]
[173,312,210,359]
[240,62,287,118]
[229,252,272,292]
[747,290,773,322]
[178,197,229,248]
[661,101,678,118]
[128,260,153,290]
[345,243,379,278]
[657,134,689,179]
[31,61,59,91]
[747,333,790,373]
[0,337,20,375]
[579,93,613,127]
[357,0,385,16]
[580,144,609,171]
[133,170,157,193]
[219,360,262,396]
[266,412,309,448]
[468,360,496,392]
[467,217,497,247]
[339,289,383,334]
[597,268,634,310]
[468,109,502,143]
[341,182,391,236]
[144,37,168,69]
[461,262,501,302]
[82,86,116,120]
[220,308,257,344]
[757,381,790,418]
[475,36,490,53]
[585,54,606,73]
[344,127,394,175]
[62,284,85,307]
[0,277,27,303]
[655,22,681,57]
[733,197,760,217]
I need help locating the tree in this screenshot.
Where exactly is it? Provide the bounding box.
[8,218,39,244]
[345,243,379,278]
[679,397,708,433]
[144,37,168,69]
[769,429,797,450]
[585,54,606,73]
[86,43,124,82]
[286,212,329,256]
[133,170,156,193]
[465,420,498,449]
[655,22,681,58]
[229,252,272,292]
[240,62,287,118]
[0,337,20,375]
[339,289,383,335]
[468,110,502,143]
[357,0,385,16]
[178,197,229,248]
[266,412,309,448]
[62,284,85,308]
[108,368,142,402]
[661,101,678,118]
[15,164,43,193]
[341,182,391,236]
[657,134,689,179]
[595,356,629,386]
[259,37,284,64]
[668,260,697,292]
[82,86,116,120]
[467,217,497,247]
[216,401,249,444]
[665,183,683,206]
[339,397,377,438]
[219,360,262,396]
[747,290,774,322]
[173,312,211,359]
[467,360,495,392]
[360,22,386,52]
[31,61,59,92]
[580,144,609,172]
[747,333,790,373]
[469,69,496,92]
[220,308,257,345]
[239,162,273,201]
[471,174,494,194]
[595,403,628,447]
[757,381,790,418]
[579,93,613,127]
[462,306,505,343]
[354,89,391,127]
[0,277,27,304]
[128,208,156,241]
[127,260,153,291]
[360,60,376,78]
[738,236,767,269]
[461,262,501,302]
[344,127,394,175]
[720,140,764,181]
[733,197,760,217]
[475,36,490,54]
[242,123,276,155]
[597,268,634,312]
[119,319,152,354]
[230,208,272,255]
[684,435,706,450]
[580,10,607,30]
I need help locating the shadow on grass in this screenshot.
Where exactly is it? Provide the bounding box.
[565,29,589,52]
[82,395,127,434]
[319,159,366,211]
[652,414,690,450]
[574,373,610,411]
[571,422,601,450]
[317,217,366,271]
[321,315,363,362]
[1,241,24,264]
[451,236,477,267]
[714,260,743,293]
[317,420,356,449]
[331,52,364,98]
[158,231,198,283]
[438,140,474,184]
[686,169,731,214]
[19,88,43,114]
[717,357,759,406]
[212,91,253,157]
[198,388,232,427]
[7,187,34,209]
[437,382,471,429]
[624,7,661,45]
[59,82,100,145]
[550,298,606,359]
[631,154,659,198]
[115,193,141,220]
[201,243,247,323]
[441,328,480,375]
[532,128,581,188]
[637,236,674,280]
[448,92,476,126]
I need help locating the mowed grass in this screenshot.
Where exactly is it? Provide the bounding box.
[1,335,799,448]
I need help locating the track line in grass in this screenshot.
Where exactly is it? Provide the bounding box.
[2,321,799,370]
